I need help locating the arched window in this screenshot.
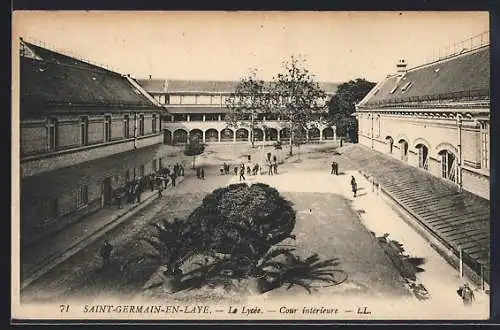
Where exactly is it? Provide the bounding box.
[386,136,394,154]
[416,144,429,170]
[439,150,457,183]
[398,139,408,161]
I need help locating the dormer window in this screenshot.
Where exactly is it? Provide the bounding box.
[389,85,398,94]
[401,81,413,92]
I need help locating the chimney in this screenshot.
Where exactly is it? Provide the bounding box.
[149,74,152,80]
[396,59,407,75]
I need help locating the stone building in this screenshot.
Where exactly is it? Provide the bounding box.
[19,39,166,247]
[136,78,339,145]
[355,43,489,200]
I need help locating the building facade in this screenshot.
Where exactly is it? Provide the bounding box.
[136,79,339,145]
[355,45,490,200]
[19,40,167,247]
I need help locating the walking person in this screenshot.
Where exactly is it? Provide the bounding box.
[458,283,475,306]
[239,166,246,181]
[273,155,278,175]
[350,176,358,198]
[100,240,113,267]
[171,172,177,187]
[335,162,339,175]
[331,161,336,175]
[267,159,273,176]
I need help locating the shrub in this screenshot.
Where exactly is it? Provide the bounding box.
[188,182,296,256]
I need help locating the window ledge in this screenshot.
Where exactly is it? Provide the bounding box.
[21,133,161,162]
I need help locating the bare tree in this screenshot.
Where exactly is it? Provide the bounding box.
[225,69,268,148]
[268,56,327,156]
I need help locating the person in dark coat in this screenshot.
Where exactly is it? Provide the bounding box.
[350,176,357,197]
[267,159,273,176]
[234,166,238,175]
[239,166,246,181]
[458,283,475,306]
[171,173,177,187]
[100,240,113,267]
[201,168,205,180]
[331,162,336,175]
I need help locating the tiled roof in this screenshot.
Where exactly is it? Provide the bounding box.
[342,144,490,282]
[135,79,168,93]
[20,57,159,117]
[137,79,339,95]
[358,46,489,108]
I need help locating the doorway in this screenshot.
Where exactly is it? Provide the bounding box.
[102,177,113,205]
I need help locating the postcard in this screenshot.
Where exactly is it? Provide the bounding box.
[12,10,491,321]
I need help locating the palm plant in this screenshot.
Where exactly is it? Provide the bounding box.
[256,252,347,294]
[137,218,202,292]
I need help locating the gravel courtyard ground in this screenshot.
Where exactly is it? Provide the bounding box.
[18,142,489,320]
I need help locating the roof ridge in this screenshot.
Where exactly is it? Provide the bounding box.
[405,45,489,74]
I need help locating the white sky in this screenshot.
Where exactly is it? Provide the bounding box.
[13,11,489,83]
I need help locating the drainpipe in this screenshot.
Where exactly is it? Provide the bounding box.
[457,114,463,191]
[134,113,138,150]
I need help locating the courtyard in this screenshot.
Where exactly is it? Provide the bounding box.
[19,143,488,319]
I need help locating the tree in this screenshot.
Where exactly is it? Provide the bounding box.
[268,56,327,156]
[184,135,205,169]
[327,78,376,143]
[188,182,296,257]
[225,69,268,148]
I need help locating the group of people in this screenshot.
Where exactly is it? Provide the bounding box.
[196,167,205,180]
[115,163,185,204]
[330,160,358,198]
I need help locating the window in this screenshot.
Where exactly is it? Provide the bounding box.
[190,113,204,121]
[123,115,130,138]
[139,165,145,177]
[389,85,398,94]
[104,115,112,142]
[125,169,130,182]
[441,152,448,179]
[47,118,58,151]
[139,115,145,136]
[481,122,489,169]
[152,159,158,172]
[76,185,88,208]
[79,116,88,145]
[164,95,170,104]
[40,197,58,222]
[158,157,163,169]
[173,114,188,122]
[152,114,157,133]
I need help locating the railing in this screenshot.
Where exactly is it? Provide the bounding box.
[20,37,122,74]
[424,31,489,64]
